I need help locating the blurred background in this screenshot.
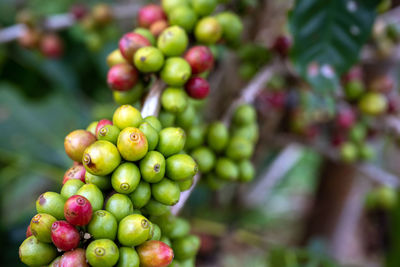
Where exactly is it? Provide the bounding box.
[2,0,400,266]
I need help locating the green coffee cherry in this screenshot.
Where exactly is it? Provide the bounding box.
[204,172,226,190]
[149,223,162,240]
[215,157,239,180]
[134,28,156,45]
[97,125,120,144]
[166,154,198,181]
[359,144,375,160]
[107,49,127,67]
[238,160,255,182]
[77,183,104,211]
[144,116,162,132]
[172,235,201,260]
[88,210,118,240]
[194,17,222,44]
[86,239,120,267]
[178,178,194,191]
[191,0,217,16]
[233,104,256,126]
[134,46,165,73]
[349,123,367,144]
[161,87,188,113]
[159,110,176,128]
[139,122,159,151]
[160,57,192,86]
[30,213,57,243]
[87,121,99,135]
[157,26,188,56]
[113,105,143,130]
[358,92,388,116]
[143,199,169,216]
[344,80,365,100]
[191,146,216,173]
[168,218,190,239]
[139,151,166,183]
[157,127,186,157]
[232,123,259,143]
[36,192,65,220]
[215,12,243,44]
[169,6,198,32]
[85,172,112,191]
[111,163,141,194]
[61,179,85,199]
[116,247,140,267]
[113,83,144,105]
[340,142,358,163]
[19,236,57,266]
[117,127,148,161]
[118,214,151,246]
[48,256,61,267]
[151,178,181,205]
[176,104,196,129]
[207,122,229,152]
[129,181,152,209]
[105,193,134,222]
[180,258,195,267]
[162,0,190,14]
[185,124,207,150]
[225,136,254,160]
[83,140,121,176]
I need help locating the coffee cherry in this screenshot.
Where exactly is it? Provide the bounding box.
[369,75,394,93]
[135,28,157,45]
[26,225,33,238]
[113,105,143,129]
[192,0,217,16]
[160,235,172,246]
[194,17,222,44]
[59,248,88,267]
[143,199,169,216]
[19,236,57,266]
[233,104,256,126]
[157,26,188,56]
[169,6,198,32]
[215,157,239,181]
[36,192,66,221]
[85,172,112,191]
[204,172,225,190]
[176,104,196,129]
[40,34,64,58]
[64,130,96,162]
[344,80,365,100]
[117,247,140,267]
[191,146,215,173]
[272,35,291,57]
[140,151,166,183]
[70,4,88,20]
[111,163,141,194]
[61,179,85,199]
[139,122,160,151]
[184,124,206,150]
[95,119,113,136]
[88,210,118,240]
[215,12,243,44]
[76,184,104,212]
[144,116,163,132]
[92,4,113,25]
[159,110,176,128]
[166,154,198,181]
[137,240,174,267]
[185,77,210,99]
[161,87,188,113]
[97,124,120,145]
[225,136,254,160]
[232,123,259,143]
[51,221,80,251]
[86,121,99,136]
[138,4,167,28]
[117,127,148,161]
[238,160,255,182]
[207,122,229,152]
[30,213,57,243]
[105,193,134,222]
[151,178,181,205]
[157,127,186,156]
[64,195,93,226]
[130,181,152,209]
[48,256,61,267]
[118,214,151,246]
[18,28,40,49]
[107,63,139,91]
[113,82,145,105]
[359,143,375,160]
[63,164,86,184]
[86,239,120,267]
[150,20,169,37]
[83,140,121,176]
[134,47,165,73]
[336,107,355,129]
[340,142,358,163]
[172,235,200,260]
[358,92,388,116]
[119,32,151,62]
[162,0,190,14]
[184,46,214,75]
[178,178,194,191]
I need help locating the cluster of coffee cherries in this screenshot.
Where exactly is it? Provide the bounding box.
[19,105,201,267]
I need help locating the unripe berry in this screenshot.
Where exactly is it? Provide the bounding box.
[137,240,174,267]
[95,119,113,136]
[119,32,151,62]
[64,195,93,226]
[51,221,80,251]
[64,130,96,162]
[194,17,222,44]
[107,63,139,91]
[19,236,57,266]
[63,164,86,184]
[150,20,169,37]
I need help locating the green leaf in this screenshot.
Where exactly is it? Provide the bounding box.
[289,0,378,93]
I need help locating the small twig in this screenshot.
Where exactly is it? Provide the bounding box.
[171,173,201,215]
[141,79,165,118]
